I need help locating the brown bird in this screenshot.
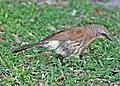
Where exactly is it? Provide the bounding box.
[12,24,112,57]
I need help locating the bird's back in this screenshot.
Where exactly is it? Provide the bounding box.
[42,27,88,41]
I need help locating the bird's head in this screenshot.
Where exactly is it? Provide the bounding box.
[91,25,112,41]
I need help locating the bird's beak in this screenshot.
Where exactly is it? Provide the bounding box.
[106,34,112,41]
[102,33,112,41]
[106,35,113,41]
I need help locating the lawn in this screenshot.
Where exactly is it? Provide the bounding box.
[0,0,120,86]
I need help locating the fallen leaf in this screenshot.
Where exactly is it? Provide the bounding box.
[55,73,65,81]
[92,9,105,15]
[0,38,6,42]
[0,29,4,34]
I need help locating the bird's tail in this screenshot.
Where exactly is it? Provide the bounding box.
[12,42,44,53]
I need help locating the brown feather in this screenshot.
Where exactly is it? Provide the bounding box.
[12,24,111,56]
[42,26,91,41]
[11,26,94,53]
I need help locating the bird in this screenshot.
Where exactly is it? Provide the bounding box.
[12,24,112,57]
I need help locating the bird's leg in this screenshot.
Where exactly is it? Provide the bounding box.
[55,54,64,64]
[55,54,63,59]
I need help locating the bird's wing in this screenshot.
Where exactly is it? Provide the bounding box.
[60,33,86,54]
[42,27,86,41]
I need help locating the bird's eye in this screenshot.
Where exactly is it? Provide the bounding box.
[101,33,107,36]
[44,41,49,44]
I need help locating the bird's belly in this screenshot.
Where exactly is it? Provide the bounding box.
[63,40,84,56]
[55,46,67,57]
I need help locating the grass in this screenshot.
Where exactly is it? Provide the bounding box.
[0,0,120,86]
